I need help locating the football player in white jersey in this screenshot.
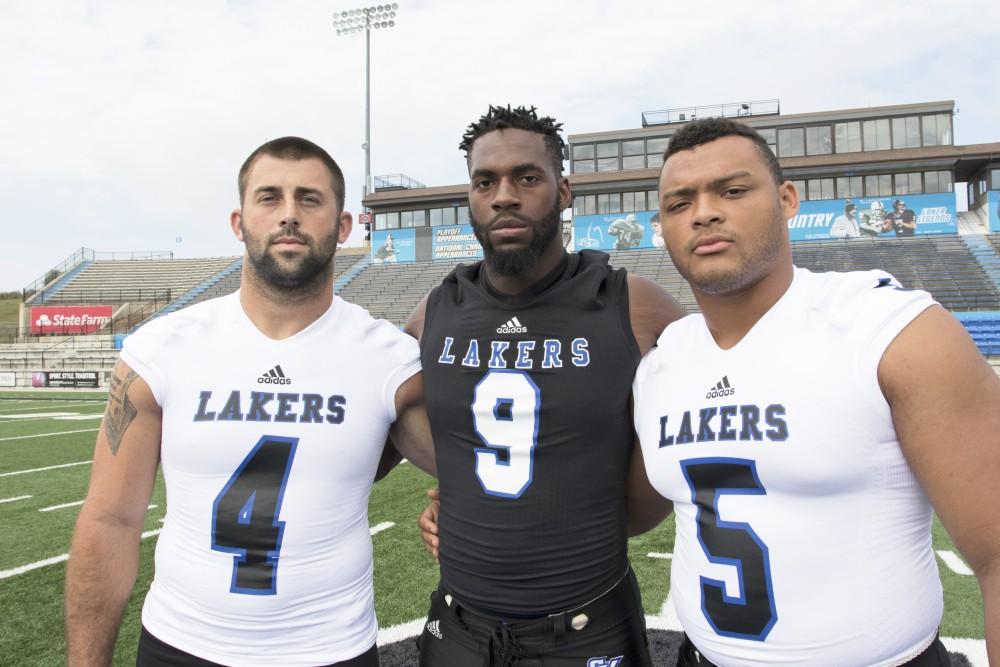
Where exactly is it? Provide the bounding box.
[630,118,1000,666]
[65,137,435,666]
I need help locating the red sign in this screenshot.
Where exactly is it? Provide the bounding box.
[31,305,113,334]
[359,213,373,225]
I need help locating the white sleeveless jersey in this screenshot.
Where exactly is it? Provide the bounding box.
[121,292,420,666]
[634,268,941,667]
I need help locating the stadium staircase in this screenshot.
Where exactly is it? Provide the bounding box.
[958,233,1000,291]
[334,255,371,294]
[31,260,93,304]
[338,260,458,327]
[151,257,243,321]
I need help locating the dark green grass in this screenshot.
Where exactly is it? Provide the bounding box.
[0,391,107,400]
[0,399,987,666]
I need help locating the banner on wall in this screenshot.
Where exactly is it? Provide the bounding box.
[30,305,113,335]
[370,228,416,263]
[0,372,14,387]
[786,192,956,241]
[432,224,483,261]
[988,191,1000,233]
[31,371,100,388]
[572,211,663,251]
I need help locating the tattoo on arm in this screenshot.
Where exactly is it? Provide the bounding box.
[104,368,139,455]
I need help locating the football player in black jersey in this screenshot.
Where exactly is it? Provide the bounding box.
[407,106,684,666]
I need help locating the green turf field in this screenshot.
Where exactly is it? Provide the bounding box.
[0,392,985,665]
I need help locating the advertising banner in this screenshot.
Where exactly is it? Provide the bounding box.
[30,305,113,335]
[988,191,1000,233]
[371,228,416,263]
[572,211,663,251]
[37,371,100,388]
[431,224,483,261]
[786,192,956,241]
[0,372,15,387]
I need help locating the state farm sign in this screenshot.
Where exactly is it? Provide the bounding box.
[31,306,113,334]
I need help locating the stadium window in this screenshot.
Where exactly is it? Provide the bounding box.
[777,128,805,157]
[608,192,622,214]
[646,153,664,169]
[922,113,953,147]
[622,191,636,212]
[924,171,940,194]
[647,190,658,211]
[892,116,921,149]
[865,174,893,197]
[894,172,923,195]
[597,194,610,214]
[622,154,646,170]
[646,137,669,164]
[374,213,387,231]
[836,176,863,199]
[456,206,469,226]
[807,178,835,201]
[573,144,594,160]
[574,159,596,174]
[805,126,832,155]
[863,119,891,151]
[991,169,1000,189]
[596,142,619,172]
[384,211,400,229]
[622,140,644,156]
[573,197,585,217]
[429,208,442,227]
[757,128,777,154]
[790,180,806,199]
[834,122,862,153]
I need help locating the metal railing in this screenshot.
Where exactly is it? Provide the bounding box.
[373,173,426,191]
[641,99,781,127]
[26,287,171,307]
[22,248,175,302]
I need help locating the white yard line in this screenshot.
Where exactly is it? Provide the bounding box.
[38,500,84,512]
[0,428,99,442]
[647,552,673,560]
[0,460,90,477]
[0,528,162,580]
[937,549,974,576]
[0,402,105,414]
[0,495,32,504]
[370,522,395,536]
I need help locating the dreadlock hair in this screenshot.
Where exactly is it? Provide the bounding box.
[662,118,784,186]
[460,105,566,175]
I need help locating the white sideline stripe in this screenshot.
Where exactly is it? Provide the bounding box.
[55,414,104,421]
[647,551,673,560]
[647,593,683,631]
[0,428,99,442]
[0,495,31,504]
[39,500,84,512]
[941,637,989,666]
[0,402,105,414]
[0,412,79,419]
[370,521,395,536]
[0,528,162,580]
[937,549,974,575]
[0,460,90,477]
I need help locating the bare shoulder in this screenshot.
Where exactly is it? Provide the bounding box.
[626,273,687,356]
[405,295,429,341]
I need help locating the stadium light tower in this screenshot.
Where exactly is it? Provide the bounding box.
[332,3,399,206]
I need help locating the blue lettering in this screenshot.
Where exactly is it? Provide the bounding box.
[299,394,324,423]
[571,338,590,367]
[489,341,510,369]
[217,391,244,421]
[718,405,738,441]
[326,395,346,424]
[193,391,216,421]
[462,340,480,368]
[696,407,718,442]
[659,415,674,447]
[739,405,763,441]
[275,394,299,422]
[765,404,788,441]
[515,341,535,369]
[438,337,456,364]
[541,339,563,369]
[676,411,695,444]
[246,392,274,422]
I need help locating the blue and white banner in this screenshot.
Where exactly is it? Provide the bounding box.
[371,228,415,263]
[988,191,1000,233]
[786,192,956,241]
[432,224,483,261]
[572,211,663,251]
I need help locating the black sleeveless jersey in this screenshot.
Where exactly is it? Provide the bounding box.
[420,250,641,616]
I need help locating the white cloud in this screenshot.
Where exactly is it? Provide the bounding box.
[2,0,998,289]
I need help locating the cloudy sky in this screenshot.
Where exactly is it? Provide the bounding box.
[2,0,999,290]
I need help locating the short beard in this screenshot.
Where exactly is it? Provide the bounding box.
[472,200,562,276]
[242,222,338,297]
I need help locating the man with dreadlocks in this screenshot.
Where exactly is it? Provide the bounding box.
[407,105,684,666]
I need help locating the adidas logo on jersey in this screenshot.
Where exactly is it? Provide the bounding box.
[496,316,527,334]
[425,619,443,639]
[258,365,291,385]
[706,375,735,398]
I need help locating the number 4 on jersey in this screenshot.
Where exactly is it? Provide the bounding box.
[212,436,298,595]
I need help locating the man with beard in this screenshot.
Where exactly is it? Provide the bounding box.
[65,137,435,667]
[632,118,1000,665]
[408,106,684,666]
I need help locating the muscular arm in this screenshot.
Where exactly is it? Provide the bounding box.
[625,439,673,536]
[65,360,161,666]
[879,306,1000,662]
[388,372,436,477]
[626,274,686,356]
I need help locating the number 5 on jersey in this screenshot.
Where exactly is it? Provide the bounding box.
[472,370,540,498]
[212,436,298,595]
